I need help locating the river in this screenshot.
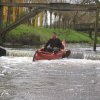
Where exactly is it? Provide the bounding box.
[0,44,100,100]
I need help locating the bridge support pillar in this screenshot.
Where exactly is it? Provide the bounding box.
[58,14,62,29]
[0,0,3,33]
[54,13,57,28]
[93,9,99,51]
[44,10,48,28]
[7,0,12,26]
[0,0,4,44]
[50,10,53,28]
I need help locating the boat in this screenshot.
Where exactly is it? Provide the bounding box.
[33,48,71,61]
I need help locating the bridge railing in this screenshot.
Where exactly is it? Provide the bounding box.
[75,23,94,27]
[75,23,100,31]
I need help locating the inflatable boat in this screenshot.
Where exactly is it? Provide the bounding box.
[33,48,71,61]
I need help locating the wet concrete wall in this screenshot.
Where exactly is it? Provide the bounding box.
[0,46,6,56]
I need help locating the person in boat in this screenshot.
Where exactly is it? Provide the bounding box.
[44,32,64,52]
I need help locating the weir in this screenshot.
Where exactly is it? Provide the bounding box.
[6,49,34,57]
[6,48,100,60]
[70,50,100,60]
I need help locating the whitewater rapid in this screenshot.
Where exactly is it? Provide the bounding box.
[0,56,100,100]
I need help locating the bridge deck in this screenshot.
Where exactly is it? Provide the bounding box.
[0,2,100,11]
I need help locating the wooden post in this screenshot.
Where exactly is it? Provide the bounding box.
[93,9,99,51]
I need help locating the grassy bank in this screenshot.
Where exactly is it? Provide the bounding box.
[5,24,99,45]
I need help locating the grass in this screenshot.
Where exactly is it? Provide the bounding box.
[5,24,98,45]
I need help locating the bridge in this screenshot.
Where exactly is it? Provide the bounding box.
[0,2,99,11]
[0,2,100,37]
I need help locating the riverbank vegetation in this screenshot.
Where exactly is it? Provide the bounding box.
[4,24,100,46]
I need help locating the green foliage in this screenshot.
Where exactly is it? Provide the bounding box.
[5,24,93,45]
